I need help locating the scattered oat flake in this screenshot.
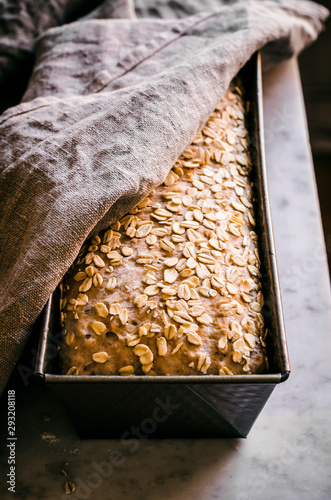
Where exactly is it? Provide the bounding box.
[64,481,76,495]
[41,432,59,444]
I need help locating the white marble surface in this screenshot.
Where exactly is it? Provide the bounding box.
[1,58,331,500]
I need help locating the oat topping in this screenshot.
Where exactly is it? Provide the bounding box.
[60,80,267,377]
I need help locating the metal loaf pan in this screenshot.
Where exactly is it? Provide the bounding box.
[35,52,290,439]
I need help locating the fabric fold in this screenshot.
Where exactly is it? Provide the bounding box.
[0,0,135,111]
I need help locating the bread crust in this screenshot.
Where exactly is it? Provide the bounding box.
[60,81,267,377]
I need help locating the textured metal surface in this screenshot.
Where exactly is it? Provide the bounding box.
[48,381,275,438]
[35,52,290,438]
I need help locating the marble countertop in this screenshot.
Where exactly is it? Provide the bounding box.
[1,58,331,500]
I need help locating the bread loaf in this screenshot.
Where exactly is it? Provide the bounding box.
[59,81,268,376]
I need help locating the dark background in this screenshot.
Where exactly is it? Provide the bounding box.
[299,0,331,275]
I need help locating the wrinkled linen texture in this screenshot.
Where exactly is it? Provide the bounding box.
[0,0,132,111]
[0,0,328,393]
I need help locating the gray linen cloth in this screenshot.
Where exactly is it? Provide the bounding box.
[0,0,122,111]
[0,0,328,393]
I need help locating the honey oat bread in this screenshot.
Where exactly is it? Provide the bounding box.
[59,81,268,376]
